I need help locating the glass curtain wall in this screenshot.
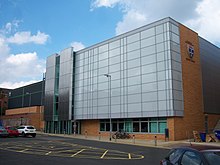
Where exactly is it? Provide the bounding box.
[74,18,183,120]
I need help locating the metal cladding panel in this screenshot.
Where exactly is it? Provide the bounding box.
[44,54,57,121]
[8,97,22,109]
[58,48,73,120]
[199,37,220,114]
[44,91,54,121]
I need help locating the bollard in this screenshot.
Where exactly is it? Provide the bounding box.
[154,135,157,146]
[64,129,66,136]
[85,131,87,138]
[99,132,101,140]
[114,134,117,143]
[133,135,135,144]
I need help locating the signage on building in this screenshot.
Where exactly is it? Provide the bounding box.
[185,41,195,63]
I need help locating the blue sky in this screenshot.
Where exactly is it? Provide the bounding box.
[0,0,220,89]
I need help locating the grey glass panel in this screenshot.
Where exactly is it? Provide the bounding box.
[156,34,164,43]
[98,66,108,76]
[172,70,182,81]
[98,98,108,106]
[142,73,156,83]
[128,76,141,86]
[99,52,108,60]
[156,43,165,52]
[109,40,120,50]
[111,71,120,80]
[174,100,184,110]
[128,103,141,112]
[98,90,108,98]
[141,37,155,48]
[141,45,156,56]
[157,61,166,71]
[158,90,167,100]
[141,63,156,74]
[173,80,182,90]
[142,54,156,65]
[171,51,181,62]
[171,33,180,44]
[156,24,164,34]
[109,48,120,57]
[99,59,108,68]
[128,67,141,77]
[173,90,183,101]
[127,33,140,44]
[94,55,98,62]
[171,24,179,35]
[111,79,120,88]
[172,60,182,72]
[112,96,120,105]
[127,58,140,69]
[110,63,120,73]
[127,41,140,52]
[170,41,180,53]
[142,92,157,102]
[127,49,140,60]
[110,55,120,65]
[112,88,120,97]
[99,44,108,53]
[142,102,157,111]
[142,82,157,92]
[158,101,167,110]
[128,85,141,94]
[157,71,166,81]
[141,28,155,39]
[111,105,120,113]
[98,82,108,90]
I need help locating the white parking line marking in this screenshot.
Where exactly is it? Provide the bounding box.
[45,151,52,155]
[101,150,108,159]
[19,149,28,152]
[71,149,85,157]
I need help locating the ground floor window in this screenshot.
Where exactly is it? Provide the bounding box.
[99,117,167,134]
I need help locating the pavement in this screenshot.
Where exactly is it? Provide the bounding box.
[37,132,220,149]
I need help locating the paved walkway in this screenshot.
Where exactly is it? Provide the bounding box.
[38,132,220,149]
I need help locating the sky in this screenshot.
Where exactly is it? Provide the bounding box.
[0,0,220,89]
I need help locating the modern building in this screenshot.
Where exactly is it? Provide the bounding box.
[44,17,220,140]
[1,81,45,130]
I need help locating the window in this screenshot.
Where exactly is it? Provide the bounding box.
[181,151,202,165]
[168,149,184,164]
[203,152,220,165]
[141,122,148,132]
[133,122,140,132]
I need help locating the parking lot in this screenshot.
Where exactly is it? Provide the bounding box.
[0,134,169,165]
[0,140,143,160]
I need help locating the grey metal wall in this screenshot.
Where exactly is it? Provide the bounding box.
[8,81,44,109]
[199,37,220,114]
[44,54,56,121]
[58,48,73,121]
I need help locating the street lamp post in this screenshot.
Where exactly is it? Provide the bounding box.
[104,74,112,141]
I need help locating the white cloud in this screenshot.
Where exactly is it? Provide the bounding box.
[0,21,46,89]
[7,31,49,45]
[91,0,121,8]
[0,80,39,89]
[92,0,220,45]
[186,0,220,44]
[6,52,37,65]
[70,41,85,51]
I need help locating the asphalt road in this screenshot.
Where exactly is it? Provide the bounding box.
[0,134,169,165]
